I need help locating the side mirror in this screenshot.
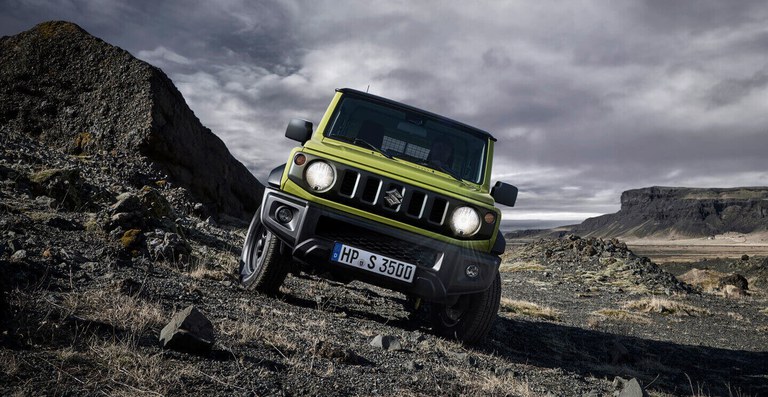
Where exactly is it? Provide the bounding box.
[285,119,313,143]
[491,181,517,207]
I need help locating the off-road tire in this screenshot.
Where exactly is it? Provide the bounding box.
[431,271,501,344]
[239,208,290,294]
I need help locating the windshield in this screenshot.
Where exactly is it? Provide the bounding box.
[325,96,488,184]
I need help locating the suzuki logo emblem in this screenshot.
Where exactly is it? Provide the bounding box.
[384,189,403,207]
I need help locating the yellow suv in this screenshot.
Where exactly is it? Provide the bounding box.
[240,88,517,344]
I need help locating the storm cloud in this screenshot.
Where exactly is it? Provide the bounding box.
[3,0,767,224]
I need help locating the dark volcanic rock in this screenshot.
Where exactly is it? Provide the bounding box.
[0,21,262,219]
[574,186,768,238]
[159,305,215,354]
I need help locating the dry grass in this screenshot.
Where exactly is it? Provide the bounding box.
[188,266,226,280]
[758,307,768,315]
[0,350,20,377]
[591,309,652,324]
[499,298,561,321]
[218,301,298,354]
[499,260,546,272]
[677,269,727,292]
[88,337,177,396]
[440,362,537,397]
[623,297,711,316]
[187,246,238,280]
[60,288,165,335]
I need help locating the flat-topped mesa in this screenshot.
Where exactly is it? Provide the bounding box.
[574,186,768,238]
[0,21,262,219]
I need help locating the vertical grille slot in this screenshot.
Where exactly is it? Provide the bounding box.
[339,170,359,197]
[361,177,382,204]
[429,198,449,224]
[406,190,427,218]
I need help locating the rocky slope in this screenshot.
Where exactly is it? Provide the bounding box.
[573,186,768,238]
[0,21,262,219]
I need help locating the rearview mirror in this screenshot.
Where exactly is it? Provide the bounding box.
[491,182,517,207]
[285,119,313,143]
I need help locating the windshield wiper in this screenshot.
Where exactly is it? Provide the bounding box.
[412,159,463,182]
[354,138,393,159]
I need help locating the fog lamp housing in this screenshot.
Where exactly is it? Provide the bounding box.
[276,206,293,224]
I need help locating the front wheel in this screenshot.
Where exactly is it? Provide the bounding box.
[431,271,501,344]
[240,208,290,294]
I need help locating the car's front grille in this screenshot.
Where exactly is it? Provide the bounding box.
[315,216,439,268]
[326,168,457,236]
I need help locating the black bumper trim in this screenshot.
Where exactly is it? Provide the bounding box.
[259,188,501,303]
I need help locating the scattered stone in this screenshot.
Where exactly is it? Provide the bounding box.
[44,216,83,231]
[741,254,750,261]
[410,332,427,344]
[445,350,478,366]
[138,186,173,219]
[607,340,631,365]
[403,360,423,371]
[119,277,145,298]
[28,168,87,210]
[120,229,144,250]
[148,232,191,262]
[612,377,647,397]
[722,284,747,299]
[111,192,142,213]
[159,305,215,354]
[10,250,27,262]
[718,273,748,290]
[370,334,401,351]
[316,340,363,365]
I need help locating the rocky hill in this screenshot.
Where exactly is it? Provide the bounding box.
[0,21,262,219]
[573,186,768,238]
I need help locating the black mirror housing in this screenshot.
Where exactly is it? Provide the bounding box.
[491,182,518,207]
[285,119,313,143]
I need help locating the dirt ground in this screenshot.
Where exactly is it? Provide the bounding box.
[3,230,767,396]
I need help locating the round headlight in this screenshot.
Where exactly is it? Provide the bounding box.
[304,161,335,192]
[449,206,481,237]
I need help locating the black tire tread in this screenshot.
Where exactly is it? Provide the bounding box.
[240,209,290,295]
[433,271,501,344]
[248,232,289,294]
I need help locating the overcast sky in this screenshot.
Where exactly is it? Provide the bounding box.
[2,0,767,225]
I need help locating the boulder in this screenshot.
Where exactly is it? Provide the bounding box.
[28,168,88,210]
[613,377,648,397]
[718,273,748,290]
[148,232,191,262]
[607,340,631,365]
[0,21,263,219]
[370,334,401,351]
[159,305,214,354]
[722,284,747,299]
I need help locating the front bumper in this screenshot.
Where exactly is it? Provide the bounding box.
[259,188,500,303]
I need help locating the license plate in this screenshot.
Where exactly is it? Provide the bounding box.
[330,242,416,283]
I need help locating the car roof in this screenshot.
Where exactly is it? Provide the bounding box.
[336,88,497,142]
